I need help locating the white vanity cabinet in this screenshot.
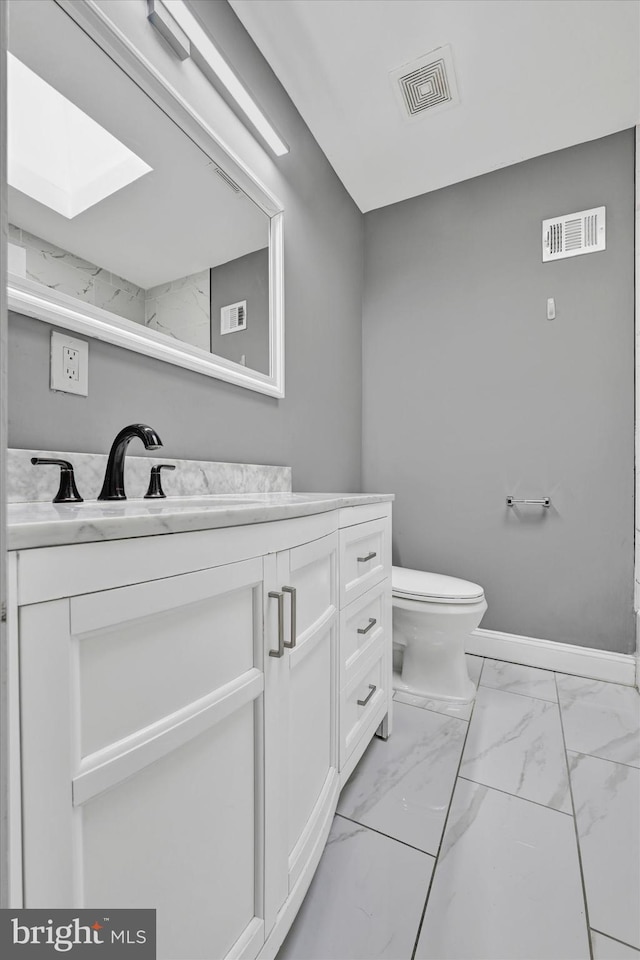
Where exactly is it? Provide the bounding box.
[8,501,391,960]
[18,554,267,960]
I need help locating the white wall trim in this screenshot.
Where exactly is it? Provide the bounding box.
[468,627,637,687]
[0,3,9,908]
[634,123,639,678]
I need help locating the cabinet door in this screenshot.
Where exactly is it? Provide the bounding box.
[19,558,266,960]
[264,533,339,932]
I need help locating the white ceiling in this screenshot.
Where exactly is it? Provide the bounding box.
[230,0,640,213]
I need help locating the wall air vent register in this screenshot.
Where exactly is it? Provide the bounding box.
[542,206,606,261]
[221,300,247,335]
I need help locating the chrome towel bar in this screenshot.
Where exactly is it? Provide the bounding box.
[506,497,551,508]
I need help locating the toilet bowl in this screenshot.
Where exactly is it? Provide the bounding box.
[392,566,487,702]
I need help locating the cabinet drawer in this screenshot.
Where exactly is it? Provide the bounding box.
[340,653,386,766]
[339,518,390,607]
[340,580,389,689]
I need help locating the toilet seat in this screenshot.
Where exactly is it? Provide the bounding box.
[392,565,484,605]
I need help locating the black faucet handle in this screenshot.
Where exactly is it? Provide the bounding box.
[144,464,176,499]
[31,458,84,503]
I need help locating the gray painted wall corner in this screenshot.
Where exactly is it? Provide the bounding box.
[363,130,635,653]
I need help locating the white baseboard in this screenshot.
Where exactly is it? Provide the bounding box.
[468,628,637,687]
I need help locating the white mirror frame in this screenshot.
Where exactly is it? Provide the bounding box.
[7,0,285,398]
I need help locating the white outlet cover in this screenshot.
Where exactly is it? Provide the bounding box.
[50,331,89,396]
[8,242,26,277]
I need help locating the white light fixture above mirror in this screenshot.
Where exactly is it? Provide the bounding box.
[154,0,289,158]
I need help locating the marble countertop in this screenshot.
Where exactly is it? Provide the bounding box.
[7,492,394,550]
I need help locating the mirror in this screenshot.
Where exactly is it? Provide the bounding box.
[6,0,284,396]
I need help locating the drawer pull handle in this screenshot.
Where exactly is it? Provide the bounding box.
[357,617,377,635]
[357,551,377,563]
[357,684,377,707]
[268,591,285,658]
[283,585,297,648]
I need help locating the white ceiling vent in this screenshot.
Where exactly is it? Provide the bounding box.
[221,300,247,335]
[542,206,606,262]
[390,45,460,121]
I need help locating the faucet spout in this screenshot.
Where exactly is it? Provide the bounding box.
[97,423,163,501]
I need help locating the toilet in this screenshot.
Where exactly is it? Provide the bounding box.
[392,565,487,702]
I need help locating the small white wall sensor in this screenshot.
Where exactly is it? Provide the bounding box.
[546,298,556,320]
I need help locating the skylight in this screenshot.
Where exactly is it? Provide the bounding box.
[7,53,152,219]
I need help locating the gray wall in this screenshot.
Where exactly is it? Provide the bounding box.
[210,247,269,373]
[363,130,635,654]
[7,0,363,493]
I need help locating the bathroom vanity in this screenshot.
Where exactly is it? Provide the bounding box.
[4,0,390,951]
[6,483,392,960]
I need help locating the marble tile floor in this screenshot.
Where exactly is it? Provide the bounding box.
[277,656,640,960]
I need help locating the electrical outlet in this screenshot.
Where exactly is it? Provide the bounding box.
[64,346,80,381]
[51,332,89,396]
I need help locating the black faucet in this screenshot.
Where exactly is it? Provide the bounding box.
[98,423,163,501]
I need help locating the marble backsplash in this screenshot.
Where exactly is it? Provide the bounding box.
[9,225,147,325]
[9,225,212,350]
[8,449,292,503]
[145,270,211,352]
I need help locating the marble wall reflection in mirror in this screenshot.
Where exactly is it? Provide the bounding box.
[7,0,279,386]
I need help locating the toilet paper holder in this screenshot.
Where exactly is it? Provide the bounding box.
[506,496,551,508]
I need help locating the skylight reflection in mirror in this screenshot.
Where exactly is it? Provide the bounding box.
[7,0,271,375]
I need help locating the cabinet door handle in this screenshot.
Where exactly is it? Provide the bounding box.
[268,591,285,658]
[357,684,377,707]
[357,551,377,563]
[282,585,297,648]
[357,617,377,635]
